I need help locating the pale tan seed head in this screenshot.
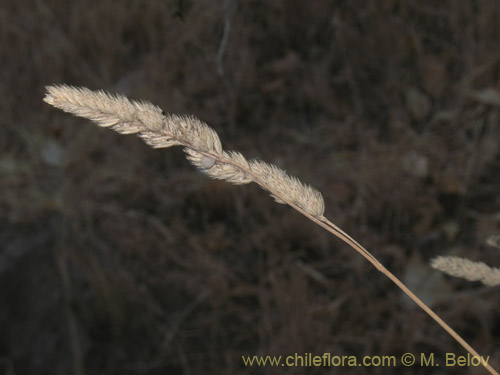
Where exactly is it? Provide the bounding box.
[431,256,500,287]
[44,84,325,217]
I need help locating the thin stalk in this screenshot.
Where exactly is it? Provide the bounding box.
[311,213,497,375]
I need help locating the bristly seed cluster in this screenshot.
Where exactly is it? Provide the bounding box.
[431,256,500,286]
[44,84,325,217]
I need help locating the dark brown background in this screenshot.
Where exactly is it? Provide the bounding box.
[1,1,499,374]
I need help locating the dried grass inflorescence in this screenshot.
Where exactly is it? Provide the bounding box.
[431,256,500,287]
[44,85,325,217]
[44,84,499,375]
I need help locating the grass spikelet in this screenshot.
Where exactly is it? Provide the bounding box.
[44,84,324,216]
[248,159,325,216]
[431,256,500,287]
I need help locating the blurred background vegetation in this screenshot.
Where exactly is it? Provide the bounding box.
[1,0,499,374]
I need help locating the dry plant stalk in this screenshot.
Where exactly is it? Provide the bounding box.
[44,85,499,375]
